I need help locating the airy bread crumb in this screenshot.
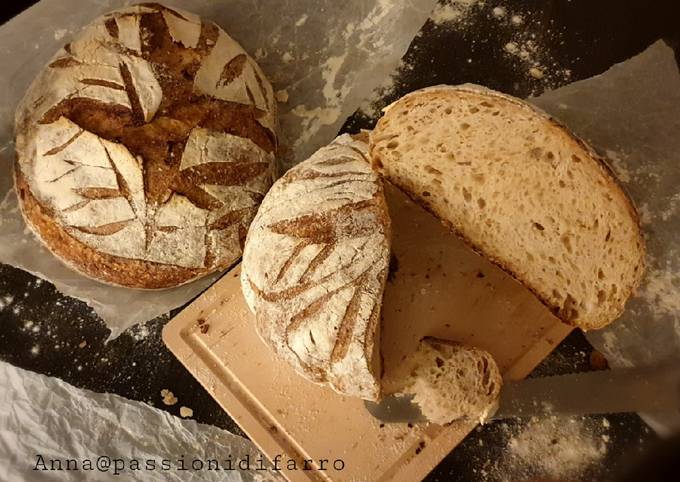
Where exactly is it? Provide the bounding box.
[402,337,501,425]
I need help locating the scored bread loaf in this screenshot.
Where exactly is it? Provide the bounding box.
[241,134,390,401]
[400,337,501,425]
[370,84,645,330]
[14,3,277,289]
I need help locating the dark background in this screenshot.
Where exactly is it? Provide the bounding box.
[1,1,679,480]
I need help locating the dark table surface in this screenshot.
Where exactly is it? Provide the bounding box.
[1,1,678,480]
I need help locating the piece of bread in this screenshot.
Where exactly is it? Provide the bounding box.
[370,84,645,330]
[241,134,391,401]
[400,337,501,425]
[14,3,277,289]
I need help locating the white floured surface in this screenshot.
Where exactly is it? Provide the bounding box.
[0,361,281,482]
[505,416,608,480]
[533,41,680,435]
[0,0,436,337]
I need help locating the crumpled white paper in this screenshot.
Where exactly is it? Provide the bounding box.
[0,0,437,338]
[0,361,282,482]
[533,41,680,435]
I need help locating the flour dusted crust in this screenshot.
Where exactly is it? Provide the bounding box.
[15,3,277,289]
[241,135,390,401]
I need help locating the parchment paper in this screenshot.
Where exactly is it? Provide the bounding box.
[533,41,680,435]
[0,361,281,482]
[0,0,437,338]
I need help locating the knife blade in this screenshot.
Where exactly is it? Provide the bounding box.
[365,361,680,424]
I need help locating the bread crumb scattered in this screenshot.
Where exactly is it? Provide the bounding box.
[492,6,506,18]
[504,42,519,54]
[78,340,87,349]
[275,89,290,103]
[295,14,308,27]
[179,406,194,418]
[54,29,68,41]
[160,389,178,406]
[529,67,544,79]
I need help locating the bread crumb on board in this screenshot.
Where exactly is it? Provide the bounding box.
[160,389,178,406]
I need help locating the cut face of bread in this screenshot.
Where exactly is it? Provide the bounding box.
[402,337,501,425]
[241,135,390,401]
[14,4,277,289]
[370,85,645,330]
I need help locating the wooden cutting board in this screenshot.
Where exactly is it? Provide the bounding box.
[163,183,572,482]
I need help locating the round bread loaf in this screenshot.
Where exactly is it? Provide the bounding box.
[14,3,277,289]
[241,135,391,401]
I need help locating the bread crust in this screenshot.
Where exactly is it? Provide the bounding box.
[14,165,236,289]
[241,135,390,401]
[14,4,277,289]
[371,85,645,330]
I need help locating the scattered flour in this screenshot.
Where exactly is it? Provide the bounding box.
[606,149,632,183]
[506,416,608,479]
[491,6,506,18]
[639,265,680,315]
[53,29,68,41]
[637,203,654,226]
[0,295,14,310]
[129,322,150,341]
[430,1,572,88]
[430,0,483,26]
[281,51,294,63]
[661,193,680,222]
[492,6,572,87]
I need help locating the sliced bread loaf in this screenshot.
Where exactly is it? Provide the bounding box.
[401,337,501,425]
[241,134,390,401]
[370,85,645,330]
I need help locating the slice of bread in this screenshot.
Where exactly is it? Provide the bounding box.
[401,337,501,425]
[370,84,645,330]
